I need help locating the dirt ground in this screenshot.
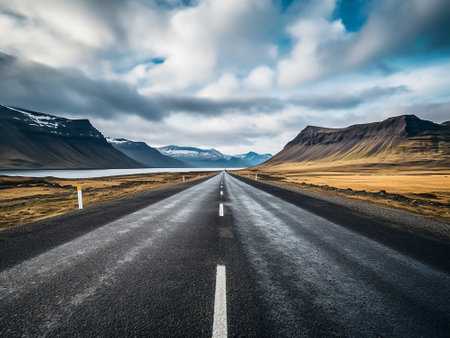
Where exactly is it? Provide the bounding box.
[0,171,216,230]
[233,163,450,223]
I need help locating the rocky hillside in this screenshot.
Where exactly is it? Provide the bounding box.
[265,115,450,166]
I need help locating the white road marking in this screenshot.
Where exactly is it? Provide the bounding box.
[219,203,224,216]
[220,191,223,196]
[212,265,227,338]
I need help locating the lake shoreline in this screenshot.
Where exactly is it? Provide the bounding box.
[0,167,237,179]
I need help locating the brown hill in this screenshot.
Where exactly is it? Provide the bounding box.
[265,115,450,167]
[0,104,143,169]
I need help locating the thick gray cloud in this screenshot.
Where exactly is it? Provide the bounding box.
[0,52,410,121]
[153,94,284,114]
[379,102,450,124]
[289,86,410,110]
[0,53,285,119]
[0,53,163,120]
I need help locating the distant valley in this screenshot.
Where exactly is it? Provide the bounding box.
[107,138,189,168]
[158,145,272,168]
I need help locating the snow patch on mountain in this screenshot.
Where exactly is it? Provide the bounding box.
[106,137,133,145]
[158,145,225,160]
[3,105,61,129]
[0,104,104,139]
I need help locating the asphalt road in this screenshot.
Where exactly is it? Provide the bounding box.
[0,172,448,337]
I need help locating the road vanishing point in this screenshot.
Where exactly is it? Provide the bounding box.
[0,172,449,337]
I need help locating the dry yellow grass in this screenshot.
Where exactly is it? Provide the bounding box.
[0,171,216,230]
[233,161,450,223]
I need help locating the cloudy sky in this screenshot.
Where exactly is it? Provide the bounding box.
[1,0,449,155]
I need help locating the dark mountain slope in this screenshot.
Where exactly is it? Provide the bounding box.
[266,115,450,165]
[107,138,189,168]
[0,105,142,169]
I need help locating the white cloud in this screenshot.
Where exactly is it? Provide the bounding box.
[0,11,88,67]
[122,0,279,92]
[197,73,239,98]
[244,65,275,90]
[0,0,118,69]
[277,0,450,87]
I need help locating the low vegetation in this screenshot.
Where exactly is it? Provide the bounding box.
[0,172,216,230]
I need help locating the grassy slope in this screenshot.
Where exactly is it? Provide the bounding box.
[235,161,450,223]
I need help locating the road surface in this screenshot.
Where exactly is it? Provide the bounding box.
[0,172,448,337]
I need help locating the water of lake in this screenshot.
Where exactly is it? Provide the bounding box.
[0,168,236,179]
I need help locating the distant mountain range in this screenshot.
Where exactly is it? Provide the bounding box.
[234,152,272,166]
[157,145,271,168]
[0,104,271,169]
[0,105,142,169]
[107,138,189,168]
[263,115,450,167]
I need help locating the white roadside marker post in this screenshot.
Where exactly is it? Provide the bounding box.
[255,174,258,180]
[77,186,83,209]
[183,175,185,182]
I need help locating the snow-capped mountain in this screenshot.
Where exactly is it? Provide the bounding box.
[107,138,189,168]
[2,104,106,139]
[0,104,142,169]
[158,145,271,168]
[158,146,226,160]
[234,152,272,166]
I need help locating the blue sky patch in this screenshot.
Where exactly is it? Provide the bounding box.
[151,57,166,65]
[332,0,369,32]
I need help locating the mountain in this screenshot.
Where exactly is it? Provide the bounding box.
[234,152,272,166]
[158,145,269,168]
[0,104,142,169]
[264,115,450,167]
[107,138,189,168]
[158,145,246,168]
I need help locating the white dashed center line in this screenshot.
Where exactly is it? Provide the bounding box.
[220,191,223,196]
[219,203,224,216]
[212,265,227,338]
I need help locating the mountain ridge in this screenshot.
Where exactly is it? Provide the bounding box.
[107,138,189,168]
[234,151,272,166]
[0,105,143,169]
[158,145,271,168]
[266,114,449,165]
